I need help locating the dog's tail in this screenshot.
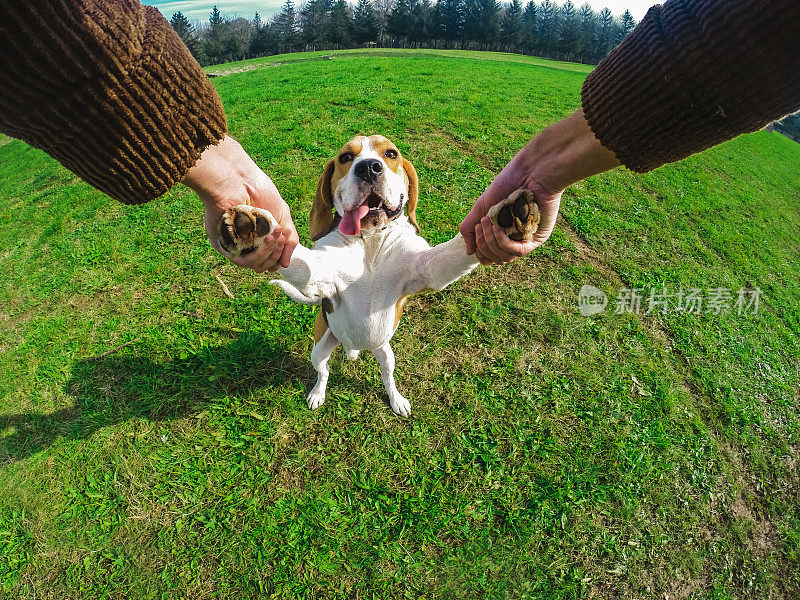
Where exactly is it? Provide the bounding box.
[269,280,322,305]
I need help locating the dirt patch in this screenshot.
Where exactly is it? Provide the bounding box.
[663,575,711,600]
[208,63,269,77]
[269,425,304,492]
[207,55,335,77]
[2,306,37,330]
[721,442,778,558]
[784,444,799,477]
[426,127,495,171]
[268,421,332,492]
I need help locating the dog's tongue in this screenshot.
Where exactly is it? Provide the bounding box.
[339,204,370,236]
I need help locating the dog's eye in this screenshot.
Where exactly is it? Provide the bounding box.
[339,152,354,163]
[384,149,398,159]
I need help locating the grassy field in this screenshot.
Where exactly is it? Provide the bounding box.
[1,48,799,599]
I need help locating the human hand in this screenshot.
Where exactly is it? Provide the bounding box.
[183,135,299,272]
[459,109,620,266]
[460,174,563,265]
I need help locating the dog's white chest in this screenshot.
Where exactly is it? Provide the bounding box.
[321,228,418,351]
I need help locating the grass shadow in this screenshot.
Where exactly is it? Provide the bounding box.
[0,331,307,462]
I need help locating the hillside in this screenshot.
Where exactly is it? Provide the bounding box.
[1,49,799,599]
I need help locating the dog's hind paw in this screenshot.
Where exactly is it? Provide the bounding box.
[390,394,412,418]
[487,188,540,242]
[307,388,326,410]
[218,205,278,258]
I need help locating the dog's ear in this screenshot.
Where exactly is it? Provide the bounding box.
[402,158,419,233]
[310,159,336,241]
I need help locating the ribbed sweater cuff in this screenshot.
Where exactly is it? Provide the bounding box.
[66,7,228,204]
[582,0,800,173]
[0,3,227,205]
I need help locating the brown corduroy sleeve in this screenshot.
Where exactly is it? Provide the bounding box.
[0,0,227,205]
[581,0,800,173]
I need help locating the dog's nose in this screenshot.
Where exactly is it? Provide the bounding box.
[354,159,383,182]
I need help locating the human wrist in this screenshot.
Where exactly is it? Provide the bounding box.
[183,135,267,210]
[514,109,620,193]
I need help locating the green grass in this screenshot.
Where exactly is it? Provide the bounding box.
[1,48,799,599]
[203,48,596,77]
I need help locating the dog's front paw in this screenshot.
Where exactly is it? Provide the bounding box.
[390,393,412,418]
[219,205,278,258]
[487,189,540,242]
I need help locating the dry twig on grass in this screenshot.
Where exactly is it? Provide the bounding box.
[214,272,234,299]
[84,339,138,361]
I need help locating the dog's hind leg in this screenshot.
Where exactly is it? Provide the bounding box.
[307,329,340,410]
[372,343,411,418]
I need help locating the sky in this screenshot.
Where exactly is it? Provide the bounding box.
[149,0,655,23]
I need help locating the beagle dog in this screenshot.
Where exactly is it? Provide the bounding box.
[218,135,539,416]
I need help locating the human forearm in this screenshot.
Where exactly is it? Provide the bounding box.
[183,136,276,208]
[504,109,620,194]
[0,0,227,204]
[582,0,800,173]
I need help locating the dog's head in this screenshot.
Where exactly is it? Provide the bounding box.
[309,135,419,240]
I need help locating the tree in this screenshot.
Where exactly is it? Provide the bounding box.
[577,3,595,59]
[438,0,466,48]
[373,0,394,39]
[209,5,224,29]
[559,0,580,58]
[227,17,252,61]
[251,13,273,55]
[328,0,353,46]
[301,0,331,49]
[411,0,436,45]
[522,1,537,52]
[464,0,499,48]
[169,11,201,60]
[482,0,501,47]
[618,9,635,42]
[202,6,228,64]
[536,0,557,55]
[274,0,299,52]
[596,7,614,58]
[170,11,192,39]
[387,0,416,45]
[353,0,380,44]
[463,0,481,45]
[501,0,524,50]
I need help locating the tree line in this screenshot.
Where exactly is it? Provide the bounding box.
[169,0,638,67]
[769,112,800,144]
